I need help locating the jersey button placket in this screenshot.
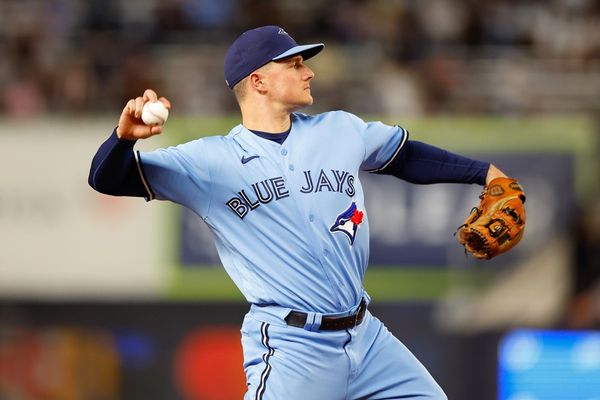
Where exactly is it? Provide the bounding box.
[280,144,341,309]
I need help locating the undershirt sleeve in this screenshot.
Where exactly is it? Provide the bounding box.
[375,140,489,185]
[88,128,149,198]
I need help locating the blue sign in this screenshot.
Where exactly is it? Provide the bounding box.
[499,329,600,400]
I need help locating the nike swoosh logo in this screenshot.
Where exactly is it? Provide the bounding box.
[241,155,260,164]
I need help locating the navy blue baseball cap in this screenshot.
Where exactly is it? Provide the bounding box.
[224,25,324,89]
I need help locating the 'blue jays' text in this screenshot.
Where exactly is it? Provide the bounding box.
[226,169,356,219]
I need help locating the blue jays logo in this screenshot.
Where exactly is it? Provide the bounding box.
[330,202,364,245]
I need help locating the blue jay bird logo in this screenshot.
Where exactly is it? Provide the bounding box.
[330,202,364,245]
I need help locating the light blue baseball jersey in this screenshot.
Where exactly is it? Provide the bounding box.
[139,111,407,313]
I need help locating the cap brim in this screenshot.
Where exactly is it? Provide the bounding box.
[272,43,324,61]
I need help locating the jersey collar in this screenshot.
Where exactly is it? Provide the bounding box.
[230,113,298,155]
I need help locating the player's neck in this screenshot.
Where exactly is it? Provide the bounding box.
[240,103,292,133]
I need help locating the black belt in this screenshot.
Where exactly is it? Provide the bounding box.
[285,299,367,331]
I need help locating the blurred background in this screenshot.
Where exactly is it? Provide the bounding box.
[1,0,600,399]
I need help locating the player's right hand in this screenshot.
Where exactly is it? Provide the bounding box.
[116,89,171,141]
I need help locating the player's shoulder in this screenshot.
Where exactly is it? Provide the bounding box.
[170,134,223,151]
[292,110,365,127]
[158,131,233,164]
[180,127,240,147]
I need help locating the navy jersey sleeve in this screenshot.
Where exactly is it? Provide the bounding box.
[376,140,489,185]
[88,129,149,197]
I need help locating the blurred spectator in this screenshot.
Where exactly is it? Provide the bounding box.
[184,0,237,29]
[153,0,192,35]
[56,53,96,112]
[2,24,47,117]
[2,72,46,117]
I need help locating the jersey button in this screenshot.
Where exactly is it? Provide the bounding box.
[281,149,288,156]
[289,164,295,171]
[309,214,314,222]
[323,249,329,257]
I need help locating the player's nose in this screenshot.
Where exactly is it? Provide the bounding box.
[304,66,315,81]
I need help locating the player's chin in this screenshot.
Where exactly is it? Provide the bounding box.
[290,93,313,110]
[303,93,314,106]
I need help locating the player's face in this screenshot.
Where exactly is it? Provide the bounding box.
[265,55,315,111]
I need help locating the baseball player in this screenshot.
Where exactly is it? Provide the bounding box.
[89,26,507,399]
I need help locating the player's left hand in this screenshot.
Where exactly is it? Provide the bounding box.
[456,176,526,259]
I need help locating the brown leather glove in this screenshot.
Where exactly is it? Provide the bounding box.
[456,177,526,260]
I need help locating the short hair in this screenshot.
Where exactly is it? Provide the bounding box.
[232,77,248,102]
[232,62,273,102]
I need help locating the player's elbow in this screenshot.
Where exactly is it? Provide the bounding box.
[88,165,118,195]
[88,169,110,195]
[88,160,149,198]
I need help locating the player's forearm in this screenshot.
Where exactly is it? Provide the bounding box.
[88,129,148,197]
[376,140,489,185]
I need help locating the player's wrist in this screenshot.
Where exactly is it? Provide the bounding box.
[115,126,134,141]
[485,164,506,185]
[115,126,137,142]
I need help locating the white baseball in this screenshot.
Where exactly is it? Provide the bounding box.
[141,101,169,126]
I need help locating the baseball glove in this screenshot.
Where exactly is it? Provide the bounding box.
[456,177,526,260]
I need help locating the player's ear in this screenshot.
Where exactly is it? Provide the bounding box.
[248,71,268,94]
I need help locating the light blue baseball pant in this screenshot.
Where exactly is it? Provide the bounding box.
[241,303,447,400]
